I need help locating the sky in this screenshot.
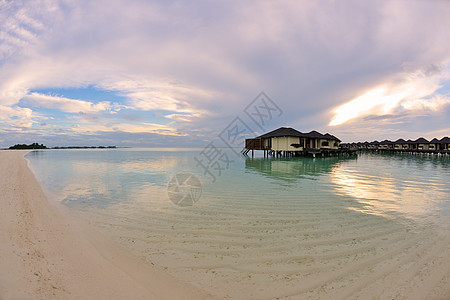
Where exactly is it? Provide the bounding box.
[1,0,449,147]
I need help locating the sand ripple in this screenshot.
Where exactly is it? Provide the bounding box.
[80,187,449,300]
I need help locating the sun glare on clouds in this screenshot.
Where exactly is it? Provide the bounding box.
[329,67,450,126]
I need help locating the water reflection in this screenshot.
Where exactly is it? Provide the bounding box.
[245,156,353,183]
[26,149,450,223]
[330,154,450,222]
[26,149,194,209]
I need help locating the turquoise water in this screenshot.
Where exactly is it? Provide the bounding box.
[26,148,450,298]
[26,148,450,222]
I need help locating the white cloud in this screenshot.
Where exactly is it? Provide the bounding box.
[0,104,36,128]
[99,78,212,115]
[21,92,124,114]
[401,94,450,112]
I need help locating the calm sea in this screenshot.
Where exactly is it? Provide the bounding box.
[26,148,450,298]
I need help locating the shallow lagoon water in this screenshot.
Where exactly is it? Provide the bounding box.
[27,148,450,299]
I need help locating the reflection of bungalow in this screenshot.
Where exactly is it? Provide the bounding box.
[414,137,429,150]
[245,156,351,182]
[394,139,408,150]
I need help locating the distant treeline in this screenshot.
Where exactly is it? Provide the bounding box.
[8,143,117,150]
[9,143,47,149]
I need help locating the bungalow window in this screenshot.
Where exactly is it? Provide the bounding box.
[321,141,329,146]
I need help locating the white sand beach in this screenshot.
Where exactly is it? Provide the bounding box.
[0,151,215,300]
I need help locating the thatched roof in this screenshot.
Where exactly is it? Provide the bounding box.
[324,133,341,142]
[256,127,341,141]
[256,127,303,138]
[414,137,429,144]
[380,140,394,145]
[305,130,325,139]
[429,138,440,143]
[394,138,407,144]
[439,137,450,143]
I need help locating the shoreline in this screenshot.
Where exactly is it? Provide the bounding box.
[0,150,216,299]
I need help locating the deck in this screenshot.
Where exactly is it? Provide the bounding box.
[242,147,357,158]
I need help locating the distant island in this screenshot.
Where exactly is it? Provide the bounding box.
[8,143,117,150]
[9,143,47,150]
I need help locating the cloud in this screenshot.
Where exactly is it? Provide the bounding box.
[71,122,186,136]
[1,0,450,146]
[401,94,450,112]
[329,65,450,126]
[0,104,37,128]
[21,92,124,114]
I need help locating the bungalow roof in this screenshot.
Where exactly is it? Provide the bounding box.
[305,130,326,139]
[429,138,440,143]
[255,127,342,141]
[394,138,407,144]
[414,137,429,144]
[380,140,394,144]
[439,137,450,143]
[324,133,341,142]
[256,127,303,138]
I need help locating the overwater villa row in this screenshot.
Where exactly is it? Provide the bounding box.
[243,127,355,157]
[340,137,450,154]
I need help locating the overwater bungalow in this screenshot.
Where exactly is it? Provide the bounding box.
[367,141,379,150]
[379,140,394,150]
[429,138,439,150]
[342,136,449,155]
[406,139,415,150]
[394,139,408,150]
[414,137,429,150]
[437,137,450,150]
[244,127,350,157]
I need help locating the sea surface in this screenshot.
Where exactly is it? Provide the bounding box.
[26,148,450,299]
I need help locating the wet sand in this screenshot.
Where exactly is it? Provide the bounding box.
[0,151,215,299]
